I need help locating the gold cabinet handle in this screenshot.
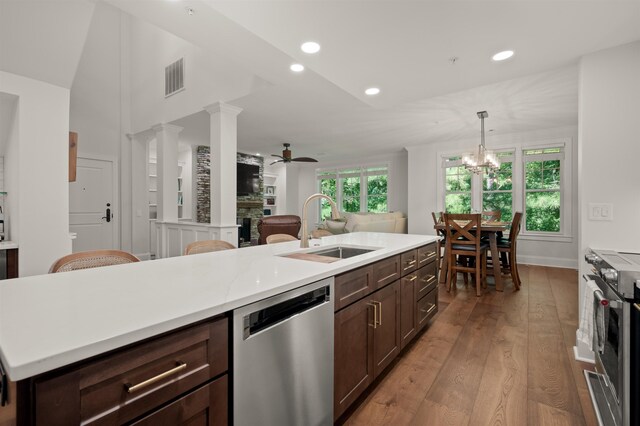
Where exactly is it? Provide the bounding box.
[367,303,377,329]
[125,361,187,394]
[375,301,383,326]
[421,252,436,259]
[634,303,640,312]
[406,259,416,265]
[421,275,436,284]
[420,304,436,315]
[408,275,417,282]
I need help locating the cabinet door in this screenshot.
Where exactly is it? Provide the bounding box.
[372,255,400,289]
[335,265,374,311]
[334,298,375,420]
[400,249,418,276]
[416,261,437,300]
[400,272,418,349]
[372,280,401,378]
[417,243,437,268]
[417,287,438,332]
[131,375,227,426]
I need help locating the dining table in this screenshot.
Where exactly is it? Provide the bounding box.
[434,220,511,291]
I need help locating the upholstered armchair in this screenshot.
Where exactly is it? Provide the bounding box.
[257,215,302,245]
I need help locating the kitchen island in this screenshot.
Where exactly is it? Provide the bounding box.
[0,232,438,424]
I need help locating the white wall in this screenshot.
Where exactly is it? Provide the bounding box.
[0,71,72,276]
[407,125,579,268]
[129,18,259,134]
[576,41,640,357]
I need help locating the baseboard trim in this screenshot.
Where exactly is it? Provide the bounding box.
[573,345,595,364]
[518,254,577,269]
[135,252,151,261]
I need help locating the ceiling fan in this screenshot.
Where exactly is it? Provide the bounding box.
[270,143,318,165]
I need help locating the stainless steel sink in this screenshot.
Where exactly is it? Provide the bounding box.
[305,246,376,259]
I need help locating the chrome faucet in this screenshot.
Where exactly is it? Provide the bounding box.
[300,193,340,248]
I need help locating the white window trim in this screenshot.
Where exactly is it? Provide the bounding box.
[436,137,573,243]
[316,162,391,218]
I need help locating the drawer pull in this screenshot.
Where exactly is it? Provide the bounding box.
[378,272,397,283]
[422,252,436,259]
[421,275,436,284]
[408,275,417,282]
[421,304,436,315]
[405,259,416,265]
[367,303,378,329]
[635,303,640,312]
[125,361,187,394]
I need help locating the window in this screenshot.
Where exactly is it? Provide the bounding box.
[524,147,563,233]
[482,151,514,220]
[317,165,389,219]
[443,157,472,213]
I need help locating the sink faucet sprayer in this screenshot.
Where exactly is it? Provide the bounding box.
[300,193,340,248]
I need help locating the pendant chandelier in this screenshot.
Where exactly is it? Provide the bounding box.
[462,111,500,174]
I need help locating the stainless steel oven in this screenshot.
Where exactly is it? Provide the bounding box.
[585,249,640,426]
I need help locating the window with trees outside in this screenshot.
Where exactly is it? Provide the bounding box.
[524,147,563,233]
[317,165,388,220]
[482,151,514,221]
[443,157,472,213]
[440,142,569,238]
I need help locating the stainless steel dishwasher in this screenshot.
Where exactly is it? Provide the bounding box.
[233,278,334,426]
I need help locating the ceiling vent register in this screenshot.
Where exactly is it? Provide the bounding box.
[165,58,185,97]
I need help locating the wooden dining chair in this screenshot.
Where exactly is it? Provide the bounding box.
[266,234,298,244]
[49,250,140,273]
[443,213,489,296]
[482,210,502,222]
[184,240,235,255]
[497,212,523,290]
[431,211,445,279]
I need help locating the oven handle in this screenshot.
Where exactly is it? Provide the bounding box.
[593,289,608,354]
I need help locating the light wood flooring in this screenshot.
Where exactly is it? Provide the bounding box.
[342,265,598,426]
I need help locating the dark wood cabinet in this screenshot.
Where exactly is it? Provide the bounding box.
[131,375,228,426]
[400,249,418,276]
[335,265,374,311]
[372,255,400,289]
[372,280,401,377]
[417,243,437,268]
[334,243,439,421]
[334,296,375,420]
[26,316,229,426]
[417,287,438,331]
[400,272,418,349]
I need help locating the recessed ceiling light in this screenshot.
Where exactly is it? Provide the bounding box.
[256,153,261,156]
[365,87,380,96]
[290,63,305,72]
[492,50,514,61]
[301,41,321,54]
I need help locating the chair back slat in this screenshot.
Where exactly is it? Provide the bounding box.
[443,213,482,250]
[432,211,445,237]
[482,210,502,222]
[509,212,523,245]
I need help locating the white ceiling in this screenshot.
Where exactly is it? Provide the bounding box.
[0,0,96,88]
[107,0,638,161]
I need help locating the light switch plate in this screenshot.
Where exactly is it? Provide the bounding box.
[588,203,613,221]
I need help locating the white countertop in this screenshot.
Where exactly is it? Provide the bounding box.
[0,232,437,380]
[0,241,18,249]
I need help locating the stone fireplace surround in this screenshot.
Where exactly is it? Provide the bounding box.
[196,147,264,245]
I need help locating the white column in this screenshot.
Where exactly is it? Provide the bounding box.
[152,123,183,222]
[204,102,243,227]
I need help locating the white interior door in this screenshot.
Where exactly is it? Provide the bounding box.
[69,157,117,252]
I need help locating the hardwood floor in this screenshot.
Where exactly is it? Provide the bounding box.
[342,265,597,426]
